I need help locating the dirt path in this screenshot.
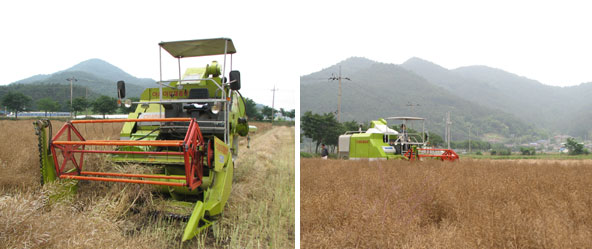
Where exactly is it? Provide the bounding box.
[220,125,295,248]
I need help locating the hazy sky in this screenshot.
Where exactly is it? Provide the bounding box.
[0,0,297,110]
[296,1,592,87]
[2,1,591,112]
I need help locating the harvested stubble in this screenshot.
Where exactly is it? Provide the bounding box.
[0,120,294,248]
[301,158,592,248]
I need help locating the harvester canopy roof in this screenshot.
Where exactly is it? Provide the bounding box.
[366,124,399,135]
[386,117,425,121]
[159,38,236,58]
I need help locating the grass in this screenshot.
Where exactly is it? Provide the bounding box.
[301,158,592,248]
[0,120,294,248]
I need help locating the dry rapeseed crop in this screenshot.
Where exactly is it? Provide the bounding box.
[301,158,592,248]
[0,120,294,248]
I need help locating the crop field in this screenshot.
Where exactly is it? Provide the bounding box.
[301,158,592,248]
[0,120,294,248]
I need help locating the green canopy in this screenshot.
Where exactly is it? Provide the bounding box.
[159,38,236,58]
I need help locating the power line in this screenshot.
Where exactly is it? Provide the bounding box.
[328,66,350,122]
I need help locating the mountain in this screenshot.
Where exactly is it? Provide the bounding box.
[300,57,376,85]
[401,58,592,137]
[11,74,51,84]
[63,59,155,88]
[7,58,155,99]
[301,58,539,141]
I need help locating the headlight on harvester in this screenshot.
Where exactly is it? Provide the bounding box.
[124,99,132,108]
[211,102,221,114]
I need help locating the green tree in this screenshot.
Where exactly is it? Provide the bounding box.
[1,91,32,119]
[244,97,262,120]
[427,132,444,147]
[341,120,367,133]
[92,95,118,119]
[566,137,588,155]
[279,108,287,118]
[285,109,295,119]
[72,97,90,117]
[261,106,274,120]
[520,147,536,155]
[301,111,342,153]
[37,97,60,117]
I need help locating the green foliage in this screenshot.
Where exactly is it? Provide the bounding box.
[92,95,118,118]
[285,109,295,119]
[491,148,511,156]
[519,147,536,155]
[276,108,295,120]
[36,98,60,116]
[451,140,491,150]
[1,91,32,119]
[10,59,154,99]
[244,97,263,120]
[566,137,589,155]
[427,132,443,147]
[261,106,272,120]
[72,97,90,117]
[342,120,366,132]
[301,111,342,153]
[300,152,313,158]
[0,83,97,112]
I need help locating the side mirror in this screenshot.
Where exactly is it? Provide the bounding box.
[117,80,126,99]
[229,70,240,90]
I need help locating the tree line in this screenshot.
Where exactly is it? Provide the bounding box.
[1,91,292,121]
[244,97,295,121]
[301,111,590,157]
[1,91,136,119]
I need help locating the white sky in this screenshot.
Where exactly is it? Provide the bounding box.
[296,1,592,87]
[2,1,592,112]
[0,0,297,110]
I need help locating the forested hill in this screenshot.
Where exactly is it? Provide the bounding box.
[401,57,592,137]
[0,83,99,111]
[8,58,155,98]
[300,57,540,141]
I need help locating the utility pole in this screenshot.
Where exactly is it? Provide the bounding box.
[446,112,452,150]
[468,124,472,153]
[271,85,278,125]
[329,66,350,122]
[67,77,78,117]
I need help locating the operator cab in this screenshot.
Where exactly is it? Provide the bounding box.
[117,38,248,145]
[385,117,427,155]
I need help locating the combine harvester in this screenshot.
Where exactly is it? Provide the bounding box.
[34,38,253,241]
[338,117,459,161]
